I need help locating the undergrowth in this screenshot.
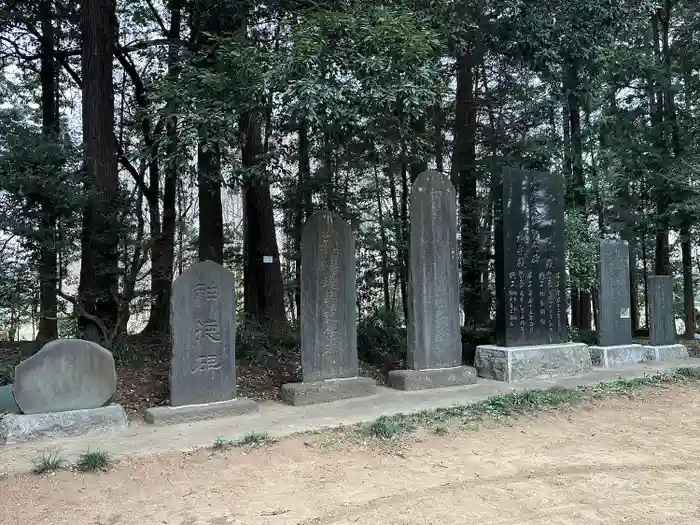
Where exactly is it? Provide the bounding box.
[359,366,700,440]
[212,431,276,450]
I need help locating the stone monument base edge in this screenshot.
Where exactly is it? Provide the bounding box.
[387,366,477,391]
[144,398,259,425]
[641,344,689,362]
[0,403,127,445]
[280,377,377,406]
[589,344,646,368]
[475,342,592,382]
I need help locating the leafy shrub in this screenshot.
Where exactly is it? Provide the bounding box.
[357,309,406,368]
[236,316,299,365]
[0,361,16,386]
[568,326,598,345]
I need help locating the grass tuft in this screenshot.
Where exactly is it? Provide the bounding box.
[74,449,111,472]
[356,366,700,443]
[212,436,236,450]
[31,451,64,474]
[212,431,276,450]
[362,416,409,440]
[235,431,276,447]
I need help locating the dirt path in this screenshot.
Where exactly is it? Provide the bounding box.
[2,384,700,525]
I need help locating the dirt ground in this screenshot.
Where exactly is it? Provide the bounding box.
[2,385,700,525]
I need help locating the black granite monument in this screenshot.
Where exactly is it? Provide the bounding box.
[494,167,567,347]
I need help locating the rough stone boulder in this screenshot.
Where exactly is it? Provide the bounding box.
[13,339,117,414]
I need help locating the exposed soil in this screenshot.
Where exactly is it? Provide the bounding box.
[3,337,699,422]
[2,384,700,524]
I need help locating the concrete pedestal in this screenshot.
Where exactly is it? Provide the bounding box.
[145,398,258,425]
[475,342,591,382]
[0,404,127,444]
[387,366,477,391]
[589,344,646,368]
[642,344,689,362]
[281,377,377,406]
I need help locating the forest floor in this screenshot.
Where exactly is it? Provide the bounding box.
[1,337,699,421]
[2,380,700,524]
[0,338,390,421]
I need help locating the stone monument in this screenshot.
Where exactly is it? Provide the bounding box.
[589,241,646,367]
[145,260,258,424]
[642,275,688,361]
[387,170,477,390]
[281,211,377,405]
[1,339,127,444]
[475,167,591,382]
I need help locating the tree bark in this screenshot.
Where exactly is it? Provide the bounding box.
[240,110,287,328]
[143,1,181,338]
[451,51,481,330]
[77,0,120,344]
[36,0,59,344]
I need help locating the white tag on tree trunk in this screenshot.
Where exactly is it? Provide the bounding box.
[263,256,273,264]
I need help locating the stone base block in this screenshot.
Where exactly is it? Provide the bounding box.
[0,404,127,444]
[642,344,689,362]
[0,384,20,414]
[475,342,591,382]
[281,377,377,406]
[590,344,646,368]
[145,398,258,425]
[387,366,477,391]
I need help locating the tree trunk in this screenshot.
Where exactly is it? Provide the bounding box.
[143,1,181,337]
[387,164,408,322]
[293,121,312,321]
[240,111,287,328]
[36,0,59,344]
[451,51,480,330]
[77,0,120,345]
[681,223,695,338]
[374,167,391,312]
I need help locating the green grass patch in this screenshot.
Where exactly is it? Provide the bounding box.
[212,431,276,450]
[355,366,700,441]
[31,451,64,474]
[74,449,111,472]
[235,431,276,447]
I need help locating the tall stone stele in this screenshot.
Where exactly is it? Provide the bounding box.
[589,240,647,367]
[642,275,689,361]
[281,211,377,405]
[144,260,258,424]
[387,170,477,391]
[474,167,592,382]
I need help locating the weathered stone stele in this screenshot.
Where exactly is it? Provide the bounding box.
[13,339,116,415]
[641,275,689,362]
[598,241,634,347]
[589,240,645,368]
[299,211,358,382]
[387,170,476,391]
[406,170,461,370]
[169,260,237,406]
[647,275,676,346]
[281,211,377,405]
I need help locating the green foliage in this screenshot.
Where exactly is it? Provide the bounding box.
[564,209,598,293]
[74,449,111,472]
[236,316,299,366]
[357,309,407,368]
[0,361,16,386]
[353,367,700,442]
[212,431,276,450]
[31,451,64,474]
